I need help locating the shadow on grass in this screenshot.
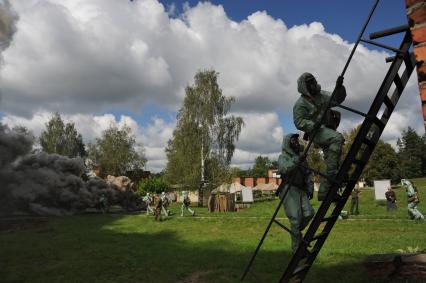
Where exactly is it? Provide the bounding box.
[0,215,421,283]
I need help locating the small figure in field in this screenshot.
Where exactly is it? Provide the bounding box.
[161,192,171,217]
[350,186,361,215]
[143,192,154,215]
[98,193,109,214]
[154,195,163,221]
[385,187,397,211]
[181,191,195,217]
[402,179,424,221]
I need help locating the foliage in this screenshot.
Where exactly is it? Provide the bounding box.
[88,124,146,177]
[305,144,325,182]
[363,140,400,184]
[251,156,271,177]
[341,123,361,162]
[164,69,244,189]
[397,127,426,178]
[39,112,86,158]
[137,177,169,195]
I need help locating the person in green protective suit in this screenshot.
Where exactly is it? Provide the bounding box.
[180,191,195,217]
[402,179,424,221]
[160,192,170,217]
[293,73,346,201]
[98,193,109,214]
[143,193,154,215]
[278,133,315,254]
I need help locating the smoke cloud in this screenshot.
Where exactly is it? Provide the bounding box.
[0,124,130,216]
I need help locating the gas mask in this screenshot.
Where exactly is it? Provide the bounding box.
[306,75,321,96]
[290,135,301,154]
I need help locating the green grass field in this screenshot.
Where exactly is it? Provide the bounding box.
[1,178,426,283]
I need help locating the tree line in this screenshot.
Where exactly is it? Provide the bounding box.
[234,125,426,185]
[25,112,147,179]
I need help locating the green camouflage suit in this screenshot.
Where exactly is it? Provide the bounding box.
[293,73,346,201]
[278,134,315,254]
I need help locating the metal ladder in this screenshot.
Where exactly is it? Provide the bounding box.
[241,8,416,283]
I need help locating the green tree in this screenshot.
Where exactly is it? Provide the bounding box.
[164,69,244,190]
[137,177,169,195]
[362,140,400,184]
[39,112,86,157]
[251,156,271,177]
[299,139,325,182]
[305,145,325,183]
[88,124,146,177]
[341,124,362,162]
[397,127,425,178]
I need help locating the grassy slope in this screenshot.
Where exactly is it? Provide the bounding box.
[1,178,426,283]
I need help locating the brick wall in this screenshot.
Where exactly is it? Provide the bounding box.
[406,0,426,129]
[232,176,281,187]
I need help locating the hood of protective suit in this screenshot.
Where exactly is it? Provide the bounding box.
[282,133,299,156]
[297,72,320,97]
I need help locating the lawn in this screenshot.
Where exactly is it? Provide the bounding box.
[1,178,426,283]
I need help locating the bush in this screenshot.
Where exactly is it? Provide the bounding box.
[137,177,169,195]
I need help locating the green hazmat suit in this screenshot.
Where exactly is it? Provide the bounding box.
[402,180,424,220]
[278,134,315,254]
[293,72,346,201]
[99,194,109,214]
[143,193,154,215]
[180,191,195,217]
[160,192,170,217]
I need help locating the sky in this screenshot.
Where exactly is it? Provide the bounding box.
[0,0,423,172]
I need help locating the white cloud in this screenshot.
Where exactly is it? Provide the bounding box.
[0,0,396,116]
[0,0,424,171]
[234,112,283,154]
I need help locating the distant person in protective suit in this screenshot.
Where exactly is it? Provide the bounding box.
[402,179,424,220]
[293,73,346,201]
[278,133,315,254]
[180,191,195,217]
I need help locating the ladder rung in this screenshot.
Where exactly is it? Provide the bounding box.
[404,53,414,72]
[393,74,404,93]
[353,158,367,166]
[273,219,292,234]
[299,164,339,185]
[369,24,409,40]
[310,232,328,242]
[371,117,385,130]
[321,214,339,223]
[305,248,321,258]
[336,104,368,118]
[363,138,375,148]
[360,38,404,54]
[383,95,395,111]
[292,264,310,276]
